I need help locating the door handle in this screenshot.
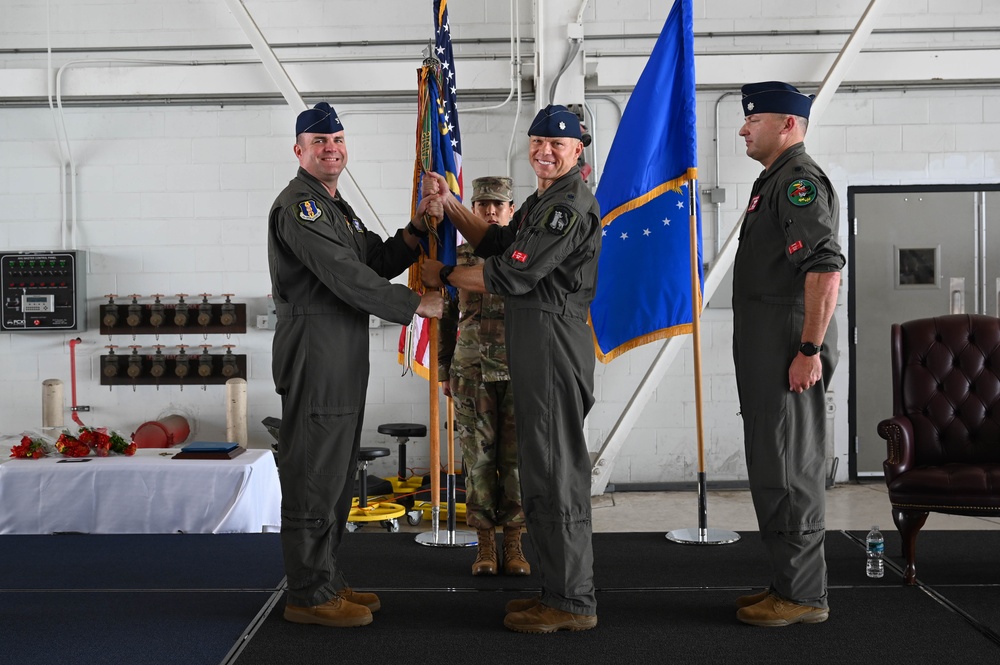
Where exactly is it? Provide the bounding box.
[995,278,1000,317]
[949,277,965,315]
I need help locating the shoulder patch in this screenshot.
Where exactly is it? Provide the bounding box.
[543,205,578,235]
[298,200,323,222]
[787,179,817,207]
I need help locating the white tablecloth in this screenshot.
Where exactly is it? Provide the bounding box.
[0,448,281,534]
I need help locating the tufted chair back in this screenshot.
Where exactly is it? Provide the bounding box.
[890,314,1000,472]
[879,314,1000,584]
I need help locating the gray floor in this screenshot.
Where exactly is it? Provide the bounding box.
[591,481,1000,533]
[394,480,1000,534]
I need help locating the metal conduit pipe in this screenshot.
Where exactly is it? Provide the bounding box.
[0,37,535,56]
[8,25,996,57]
[583,94,624,191]
[712,91,739,258]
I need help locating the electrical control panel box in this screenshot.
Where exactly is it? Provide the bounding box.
[1,250,87,332]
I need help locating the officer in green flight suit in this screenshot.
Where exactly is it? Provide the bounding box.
[731,82,845,628]
[422,105,602,634]
[268,102,444,629]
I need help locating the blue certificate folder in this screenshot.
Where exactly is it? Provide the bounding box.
[173,441,245,460]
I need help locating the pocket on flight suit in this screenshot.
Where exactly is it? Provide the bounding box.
[746,407,789,491]
[502,227,544,270]
[305,405,361,477]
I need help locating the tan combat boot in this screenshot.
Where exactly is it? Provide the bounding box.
[503,603,597,634]
[736,595,829,627]
[472,528,498,575]
[283,595,373,628]
[502,526,531,576]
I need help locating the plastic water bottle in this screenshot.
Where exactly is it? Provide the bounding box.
[866,525,884,578]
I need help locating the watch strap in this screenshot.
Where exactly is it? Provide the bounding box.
[406,221,428,238]
[799,342,823,356]
[439,265,455,287]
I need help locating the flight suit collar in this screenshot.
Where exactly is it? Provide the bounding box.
[537,165,582,201]
[760,143,806,180]
[296,167,343,203]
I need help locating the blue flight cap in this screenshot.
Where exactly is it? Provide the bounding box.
[741,81,813,119]
[295,102,345,136]
[527,104,582,139]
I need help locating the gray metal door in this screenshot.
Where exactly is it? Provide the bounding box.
[849,187,1000,477]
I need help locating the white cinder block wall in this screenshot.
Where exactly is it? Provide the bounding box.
[1,0,998,487]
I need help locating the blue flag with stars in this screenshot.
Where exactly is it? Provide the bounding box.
[591,0,700,363]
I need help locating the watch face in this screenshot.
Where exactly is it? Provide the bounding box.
[800,342,821,356]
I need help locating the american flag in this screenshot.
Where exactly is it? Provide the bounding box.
[398,0,465,379]
[433,0,463,198]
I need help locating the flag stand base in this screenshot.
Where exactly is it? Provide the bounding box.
[416,527,477,547]
[665,471,741,545]
[415,475,477,548]
[665,527,740,545]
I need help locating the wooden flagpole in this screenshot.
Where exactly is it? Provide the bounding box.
[427,227,441,535]
[413,52,475,549]
[666,178,740,545]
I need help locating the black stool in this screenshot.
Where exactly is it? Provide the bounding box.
[355,446,391,508]
[376,423,427,482]
[347,446,403,533]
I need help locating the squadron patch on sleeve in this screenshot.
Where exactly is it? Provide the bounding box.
[543,205,577,235]
[787,180,817,207]
[298,200,323,222]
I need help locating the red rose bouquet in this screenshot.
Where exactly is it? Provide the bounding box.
[10,435,51,459]
[56,427,137,457]
[55,431,91,457]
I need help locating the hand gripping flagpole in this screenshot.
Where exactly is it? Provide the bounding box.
[666,180,740,546]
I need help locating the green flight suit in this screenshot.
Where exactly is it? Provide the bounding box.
[268,167,420,607]
[732,143,845,609]
[476,166,601,615]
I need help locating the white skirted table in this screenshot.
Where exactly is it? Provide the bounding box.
[0,448,281,534]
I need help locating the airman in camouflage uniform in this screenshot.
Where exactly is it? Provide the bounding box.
[439,176,529,577]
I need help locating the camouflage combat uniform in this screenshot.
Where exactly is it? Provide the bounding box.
[439,242,523,530]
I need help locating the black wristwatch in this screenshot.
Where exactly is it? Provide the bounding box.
[799,342,823,357]
[406,221,428,238]
[439,264,455,287]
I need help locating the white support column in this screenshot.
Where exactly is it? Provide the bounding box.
[222,0,305,111]
[226,378,248,448]
[534,0,586,110]
[223,0,383,232]
[810,0,889,123]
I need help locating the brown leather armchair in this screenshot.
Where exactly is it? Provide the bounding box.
[877,314,1000,584]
